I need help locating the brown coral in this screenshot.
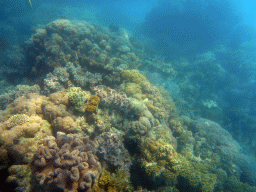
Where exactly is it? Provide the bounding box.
[0,115,52,166]
[53,116,78,133]
[86,95,100,113]
[6,114,30,128]
[33,132,101,192]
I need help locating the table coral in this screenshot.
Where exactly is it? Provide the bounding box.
[34,132,101,192]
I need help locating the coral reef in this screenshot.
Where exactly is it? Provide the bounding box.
[1,18,256,192]
[7,164,33,192]
[34,132,101,192]
[121,70,147,84]
[44,67,69,94]
[52,116,78,133]
[66,62,102,88]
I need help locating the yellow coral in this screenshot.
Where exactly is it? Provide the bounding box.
[89,95,100,105]
[86,95,100,112]
[68,87,88,112]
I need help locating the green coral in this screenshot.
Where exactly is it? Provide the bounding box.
[68,87,88,112]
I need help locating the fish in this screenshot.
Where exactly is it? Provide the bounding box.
[28,0,33,9]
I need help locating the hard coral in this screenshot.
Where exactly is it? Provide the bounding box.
[0,115,52,167]
[122,70,147,84]
[86,95,100,113]
[123,82,142,99]
[6,114,30,128]
[95,168,133,192]
[12,94,48,116]
[92,85,132,114]
[68,87,88,112]
[95,132,132,170]
[7,164,32,192]
[53,116,78,133]
[34,132,101,192]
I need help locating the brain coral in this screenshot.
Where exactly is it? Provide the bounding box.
[33,132,101,192]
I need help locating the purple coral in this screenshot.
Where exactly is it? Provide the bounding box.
[95,132,132,170]
[33,132,101,192]
[92,85,132,113]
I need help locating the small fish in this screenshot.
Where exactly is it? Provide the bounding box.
[28,0,33,9]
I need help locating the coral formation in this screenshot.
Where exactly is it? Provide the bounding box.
[94,168,133,192]
[0,84,40,110]
[6,114,30,128]
[0,115,52,167]
[86,95,100,113]
[68,87,88,112]
[95,132,132,170]
[52,116,78,133]
[34,132,101,192]
[92,85,132,114]
[121,70,147,84]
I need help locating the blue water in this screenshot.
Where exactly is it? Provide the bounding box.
[1,0,256,191]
